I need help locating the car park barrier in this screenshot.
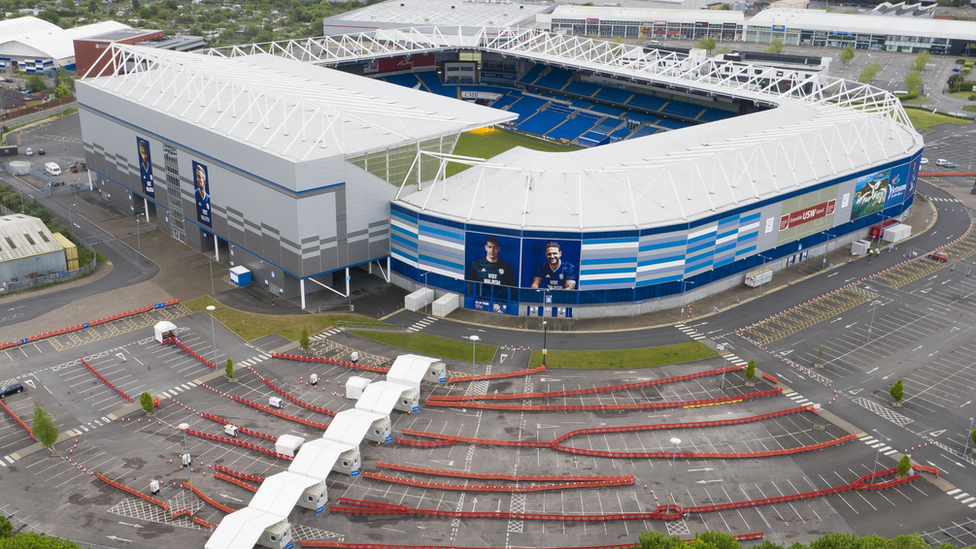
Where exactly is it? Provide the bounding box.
[183,482,237,514]
[432,366,740,401]
[169,338,216,369]
[362,471,633,493]
[301,534,763,548]
[0,300,180,350]
[80,358,133,403]
[214,464,266,483]
[96,472,169,511]
[0,400,35,441]
[214,471,259,492]
[195,380,331,430]
[425,388,782,412]
[186,428,294,461]
[374,462,633,483]
[170,509,191,520]
[271,352,391,373]
[169,398,279,442]
[911,463,939,477]
[447,365,546,384]
[393,437,458,448]
[191,516,214,529]
[253,374,337,416]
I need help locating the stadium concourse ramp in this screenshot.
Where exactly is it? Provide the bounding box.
[205,355,445,549]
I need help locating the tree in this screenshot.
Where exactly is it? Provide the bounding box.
[744,359,756,381]
[139,391,154,415]
[0,514,11,538]
[31,406,58,454]
[225,357,234,379]
[911,51,932,72]
[300,325,310,352]
[858,60,883,84]
[904,71,923,96]
[897,454,912,477]
[53,86,70,99]
[25,75,46,94]
[695,36,716,55]
[37,9,60,25]
[0,532,84,547]
[839,45,855,67]
[970,428,975,450]
[890,378,904,403]
[764,38,784,54]
[131,0,141,10]
[87,0,99,13]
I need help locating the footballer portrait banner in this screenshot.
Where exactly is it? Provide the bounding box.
[465,232,520,291]
[192,161,212,228]
[520,238,581,290]
[136,137,155,198]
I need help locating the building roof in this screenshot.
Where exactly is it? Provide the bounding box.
[324,0,553,35]
[205,507,285,549]
[541,6,745,24]
[356,380,415,414]
[248,471,322,515]
[747,8,976,39]
[80,45,513,161]
[0,215,63,262]
[323,409,387,445]
[0,19,128,63]
[288,439,357,480]
[0,16,61,42]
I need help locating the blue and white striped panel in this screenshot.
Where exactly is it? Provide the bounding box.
[636,233,686,287]
[418,221,464,278]
[390,209,418,267]
[714,215,739,268]
[579,237,638,290]
[735,211,761,258]
[684,224,717,275]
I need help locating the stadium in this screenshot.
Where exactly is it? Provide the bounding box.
[79,28,922,317]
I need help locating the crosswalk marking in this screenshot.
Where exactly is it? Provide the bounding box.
[948,489,961,496]
[407,317,437,333]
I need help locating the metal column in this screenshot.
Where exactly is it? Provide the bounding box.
[300,279,306,311]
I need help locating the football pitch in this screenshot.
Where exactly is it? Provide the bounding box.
[447,127,582,177]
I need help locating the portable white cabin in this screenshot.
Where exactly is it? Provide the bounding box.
[297,482,328,514]
[388,354,445,393]
[356,380,420,414]
[323,409,392,444]
[404,287,435,312]
[426,362,447,384]
[274,434,304,458]
[289,438,361,478]
[153,321,178,344]
[345,376,371,400]
[205,508,290,549]
[883,224,912,243]
[249,472,323,517]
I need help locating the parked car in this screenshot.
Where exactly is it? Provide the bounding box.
[920,158,928,165]
[0,381,23,399]
[936,159,948,166]
[25,148,32,156]
[38,148,45,155]
[953,67,962,72]
[2,78,11,83]
[929,251,950,262]
[945,162,957,168]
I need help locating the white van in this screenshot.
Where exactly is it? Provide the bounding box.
[44,162,61,176]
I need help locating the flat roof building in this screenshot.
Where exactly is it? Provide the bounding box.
[323,0,555,36]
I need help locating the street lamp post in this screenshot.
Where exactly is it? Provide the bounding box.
[542,320,548,367]
[667,437,681,506]
[206,305,217,363]
[758,254,771,296]
[965,417,974,458]
[821,230,831,271]
[420,272,429,314]
[866,301,880,344]
[178,422,191,485]
[680,280,695,321]
[871,428,891,482]
[469,335,479,381]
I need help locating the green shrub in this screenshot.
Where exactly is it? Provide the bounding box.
[957,58,966,64]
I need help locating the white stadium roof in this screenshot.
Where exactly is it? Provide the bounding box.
[0,18,128,63]
[81,45,513,161]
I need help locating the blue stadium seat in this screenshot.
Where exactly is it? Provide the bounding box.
[535,67,574,91]
[589,104,626,117]
[564,81,600,97]
[609,126,632,140]
[654,118,691,130]
[416,72,456,98]
[491,95,519,110]
[626,93,667,111]
[381,74,422,88]
[661,100,705,119]
[518,64,547,85]
[517,109,570,135]
[697,107,736,122]
[631,125,660,139]
[547,113,600,141]
[579,131,610,147]
[624,111,659,125]
[569,99,595,110]
[594,87,633,103]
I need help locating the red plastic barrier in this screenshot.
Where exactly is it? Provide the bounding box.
[362,471,633,492]
[183,482,236,514]
[254,375,336,416]
[170,508,191,520]
[393,438,458,448]
[375,462,633,483]
[271,352,391,373]
[226,392,330,430]
[911,463,939,477]
[186,429,294,461]
[81,358,133,403]
[214,471,259,492]
[214,464,266,483]
[301,535,763,548]
[919,172,976,177]
[96,472,169,511]
[426,388,781,411]
[171,339,216,369]
[432,366,741,401]
[447,365,547,384]
[11,300,181,347]
[0,399,35,441]
[172,400,277,442]
[191,515,213,528]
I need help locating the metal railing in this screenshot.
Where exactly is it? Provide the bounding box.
[334,320,404,331]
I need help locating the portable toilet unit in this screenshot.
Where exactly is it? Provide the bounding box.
[297,481,327,514]
[153,321,178,343]
[357,380,420,414]
[259,520,294,549]
[229,265,252,287]
[274,434,304,458]
[346,376,371,400]
[324,409,392,445]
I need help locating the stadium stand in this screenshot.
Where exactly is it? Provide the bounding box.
[507,95,549,121]
[662,101,705,119]
[534,67,574,91]
[623,111,659,125]
[589,104,627,118]
[631,125,660,138]
[609,125,632,140]
[547,113,600,141]
[517,108,570,135]
[698,107,737,122]
[655,117,692,130]
[416,72,455,98]
[625,93,668,111]
[594,87,633,104]
[381,74,422,88]
[518,64,546,86]
[569,99,595,110]
[564,81,601,97]
[491,94,520,110]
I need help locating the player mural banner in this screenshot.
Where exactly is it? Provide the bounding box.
[192,161,212,228]
[520,239,581,291]
[466,233,520,289]
[136,137,154,198]
[852,169,890,220]
[779,200,835,231]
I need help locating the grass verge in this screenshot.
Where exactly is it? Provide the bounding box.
[350,330,497,362]
[447,128,581,177]
[184,296,375,341]
[904,108,972,130]
[527,341,717,369]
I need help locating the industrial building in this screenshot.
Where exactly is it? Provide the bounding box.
[0,214,68,285]
[78,28,920,317]
[0,17,130,73]
[322,0,555,37]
